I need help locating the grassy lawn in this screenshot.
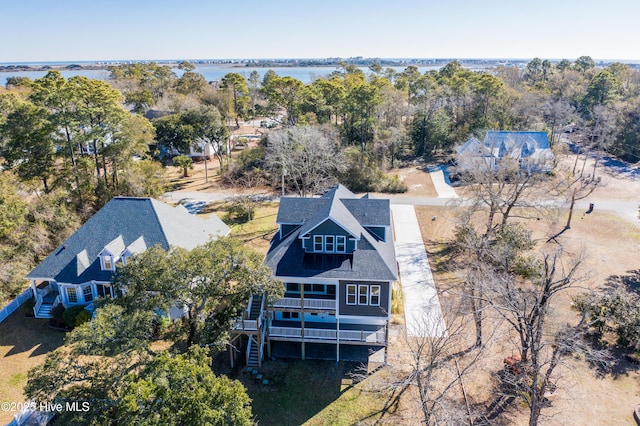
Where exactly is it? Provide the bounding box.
[235,359,390,425]
[199,201,279,256]
[0,305,65,424]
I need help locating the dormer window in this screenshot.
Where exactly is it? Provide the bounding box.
[312,234,349,253]
[101,255,114,271]
[98,235,125,272]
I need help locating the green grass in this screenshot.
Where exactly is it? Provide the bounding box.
[8,372,26,387]
[240,360,389,425]
[200,201,279,256]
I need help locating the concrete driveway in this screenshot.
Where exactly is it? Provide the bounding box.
[391,204,446,337]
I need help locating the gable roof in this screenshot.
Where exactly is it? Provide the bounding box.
[459,131,551,160]
[26,197,230,284]
[484,131,550,159]
[266,185,397,281]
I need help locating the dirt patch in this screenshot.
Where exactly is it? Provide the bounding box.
[396,166,439,197]
[414,194,640,425]
[0,305,65,424]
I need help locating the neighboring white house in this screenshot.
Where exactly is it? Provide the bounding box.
[189,140,217,161]
[456,131,554,173]
[26,197,230,318]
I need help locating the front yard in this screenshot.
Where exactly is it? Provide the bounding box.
[0,305,65,424]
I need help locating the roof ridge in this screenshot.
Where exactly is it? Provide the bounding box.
[145,199,171,248]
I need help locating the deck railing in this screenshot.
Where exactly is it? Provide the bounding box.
[269,326,386,344]
[273,297,336,310]
[339,329,386,344]
[34,294,43,317]
[232,316,260,332]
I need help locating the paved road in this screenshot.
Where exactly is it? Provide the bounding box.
[391,204,446,337]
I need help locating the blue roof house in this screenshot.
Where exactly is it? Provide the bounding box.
[456,131,554,173]
[26,197,230,318]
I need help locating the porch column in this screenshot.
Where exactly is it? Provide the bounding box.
[267,310,272,358]
[384,320,389,365]
[336,316,340,363]
[301,284,305,360]
[30,280,38,299]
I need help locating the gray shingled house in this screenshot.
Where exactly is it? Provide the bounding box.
[456,131,554,173]
[231,185,398,366]
[26,197,230,318]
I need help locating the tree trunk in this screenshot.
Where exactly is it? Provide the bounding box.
[92,139,101,181]
[101,142,109,188]
[546,189,576,242]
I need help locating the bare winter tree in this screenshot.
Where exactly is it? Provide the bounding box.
[264,125,345,197]
[359,302,487,425]
[546,152,600,243]
[452,148,548,348]
[485,251,610,426]
[542,99,575,145]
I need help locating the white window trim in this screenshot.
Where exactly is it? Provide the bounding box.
[101,255,114,271]
[336,235,346,253]
[346,284,357,305]
[370,285,381,306]
[82,285,94,303]
[324,235,335,253]
[358,284,369,305]
[66,287,78,304]
[313,235,323,252]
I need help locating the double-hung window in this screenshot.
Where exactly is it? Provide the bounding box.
[313,235,323,252]
[102,255,113,271]
[370,285,381,306]
[346,284,357,305]
[358,285,369,305]
[324,235,335,252]
[83,285,93,302]
[336,236,346,253]
[66,287,78,303]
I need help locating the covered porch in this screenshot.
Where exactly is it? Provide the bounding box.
[30,280,60,319]
[266,319,389,363]
[269,320,387,345]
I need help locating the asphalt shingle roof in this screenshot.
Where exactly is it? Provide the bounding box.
[266,185,397,281]
[26,197,230,284]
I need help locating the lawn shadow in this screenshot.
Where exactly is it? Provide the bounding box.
[604,270,640,296]
[219,342,382,425]
[0,305,65,358]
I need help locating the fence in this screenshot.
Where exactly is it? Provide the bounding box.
[0,288,32,324]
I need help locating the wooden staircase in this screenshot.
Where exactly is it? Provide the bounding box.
[249,294,262,321]
[247,338,260,367]
[35,303,53,318]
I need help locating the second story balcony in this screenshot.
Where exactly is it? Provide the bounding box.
[272,294,336,311]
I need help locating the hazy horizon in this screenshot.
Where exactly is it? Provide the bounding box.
[2,0,639,63]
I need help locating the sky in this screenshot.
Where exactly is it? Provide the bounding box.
[2,0,639,63]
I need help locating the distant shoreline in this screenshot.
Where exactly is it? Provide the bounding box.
[1,57,639,74]
[0,58,529,72]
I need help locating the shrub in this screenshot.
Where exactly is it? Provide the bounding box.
[75,309,92,327]
[380,174,408,193]
[226,195,256,223]
[63,305,87,329]
[51,304,65,321]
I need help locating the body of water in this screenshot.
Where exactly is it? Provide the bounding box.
[0,64,442,86]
